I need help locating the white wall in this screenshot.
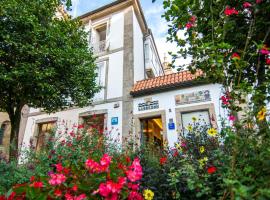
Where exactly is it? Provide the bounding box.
[133,10,145,82]
[22,101,123,149]
[109,12,124,50]
[105,51,123,99]
[133,84,226,147]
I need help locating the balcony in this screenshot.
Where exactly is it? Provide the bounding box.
[91,40,107,54]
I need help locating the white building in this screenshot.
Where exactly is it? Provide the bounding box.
[20,0,226,150]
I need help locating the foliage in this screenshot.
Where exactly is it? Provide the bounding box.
[0,0,99,154]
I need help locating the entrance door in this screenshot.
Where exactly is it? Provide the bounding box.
[140,116,163,148]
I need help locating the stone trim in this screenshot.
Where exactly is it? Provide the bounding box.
[175,103,218,137]
[122,7,134,144]
[95,47,124,57]
[27,97,123,117]
[133,110,167,146]
[36,117,59,124]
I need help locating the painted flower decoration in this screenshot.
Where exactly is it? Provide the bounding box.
[207,166,217,174]
[224,6,239,16]
[257,107,267,121]
[143,189,154,200]
[186,125,193,131]
[192,116,197,122]
[207,128,218,137]
[199,146,205,154]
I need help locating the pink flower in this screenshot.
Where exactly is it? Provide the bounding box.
[99,178,125,199]
[186,22,193,29]
[100,154,112,169]
[243,2,252,8]
[224,6,239,16]
[126,158,143,182]
[48,173,66,185]
[74,194,87,200]
[260,46,270,55]
[128,191,144,200]
[85,159,101,173]
[266,58,270,65]
[231,53,240,60]
[229,115,236,121]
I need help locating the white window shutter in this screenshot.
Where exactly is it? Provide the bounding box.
[105,19,111,50]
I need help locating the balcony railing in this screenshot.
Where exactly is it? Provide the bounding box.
[91,40,107,54]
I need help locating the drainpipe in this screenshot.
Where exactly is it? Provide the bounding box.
[143,34,146,80]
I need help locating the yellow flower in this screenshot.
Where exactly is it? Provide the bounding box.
[192,117,197,122]
[199,157,208,167]
[175,143,182,151]
[257,107,267,121]
[199,146,205,154]
[186,125,193,131]
[207,128,217,137]
[143,189,154,200]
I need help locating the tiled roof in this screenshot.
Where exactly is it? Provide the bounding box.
[130,70,205,96]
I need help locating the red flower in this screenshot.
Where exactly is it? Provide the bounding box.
[127,183,140,191]
[207,166,217,174]
[31,181,43,188]
[159,157,167,165]
[128,191,143,200]
[126,156,131,163]
[54,189,62,197]
[189,16,196,23]
[100,154,112,170]
[55,163,64,172]
[231,53,240,60]
[243,2,252,8]
[228,115,236,121]
[30,176,35,182]
[72,185,78,192]
[221,95,230,105]
[7,192,16,200]
[99,178,125,199]
[256,0,263,4]
[266,58,270,65]
[260,46,270,55]
[185,22,193,29]
[224,6,239,16]
[78,124,84,129]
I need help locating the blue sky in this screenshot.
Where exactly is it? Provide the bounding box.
[70,0,188,66]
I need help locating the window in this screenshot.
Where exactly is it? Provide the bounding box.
[91,23,109,54]
[36,121,56,151]
[144,43,149,62]
[0,122,8,145]
[96,61,106,87]
[182,110,210,133]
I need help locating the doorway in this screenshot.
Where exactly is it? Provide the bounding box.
[140,116,163,148]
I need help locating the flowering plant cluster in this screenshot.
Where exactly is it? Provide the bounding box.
[0,124,145,200]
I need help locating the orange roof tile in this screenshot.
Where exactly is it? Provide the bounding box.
[130,70,204,96]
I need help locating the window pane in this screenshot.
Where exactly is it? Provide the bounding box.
[96,61,106,86]
[182,110,210,131]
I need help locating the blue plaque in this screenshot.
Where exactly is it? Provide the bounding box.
[111,117,118,125]
[168,122,175,130]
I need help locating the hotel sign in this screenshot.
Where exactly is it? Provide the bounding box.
[175,90,211,105]
[138,100,159,111]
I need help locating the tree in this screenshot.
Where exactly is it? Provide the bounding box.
[0,0,99,157]
[162,0,269,123]
[161,0,270,198]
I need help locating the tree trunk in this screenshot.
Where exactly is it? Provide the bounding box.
[7,105,23,159]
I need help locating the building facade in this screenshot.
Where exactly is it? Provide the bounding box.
[21,0,226,150]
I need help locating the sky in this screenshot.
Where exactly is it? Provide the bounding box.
[70,0,190,66]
